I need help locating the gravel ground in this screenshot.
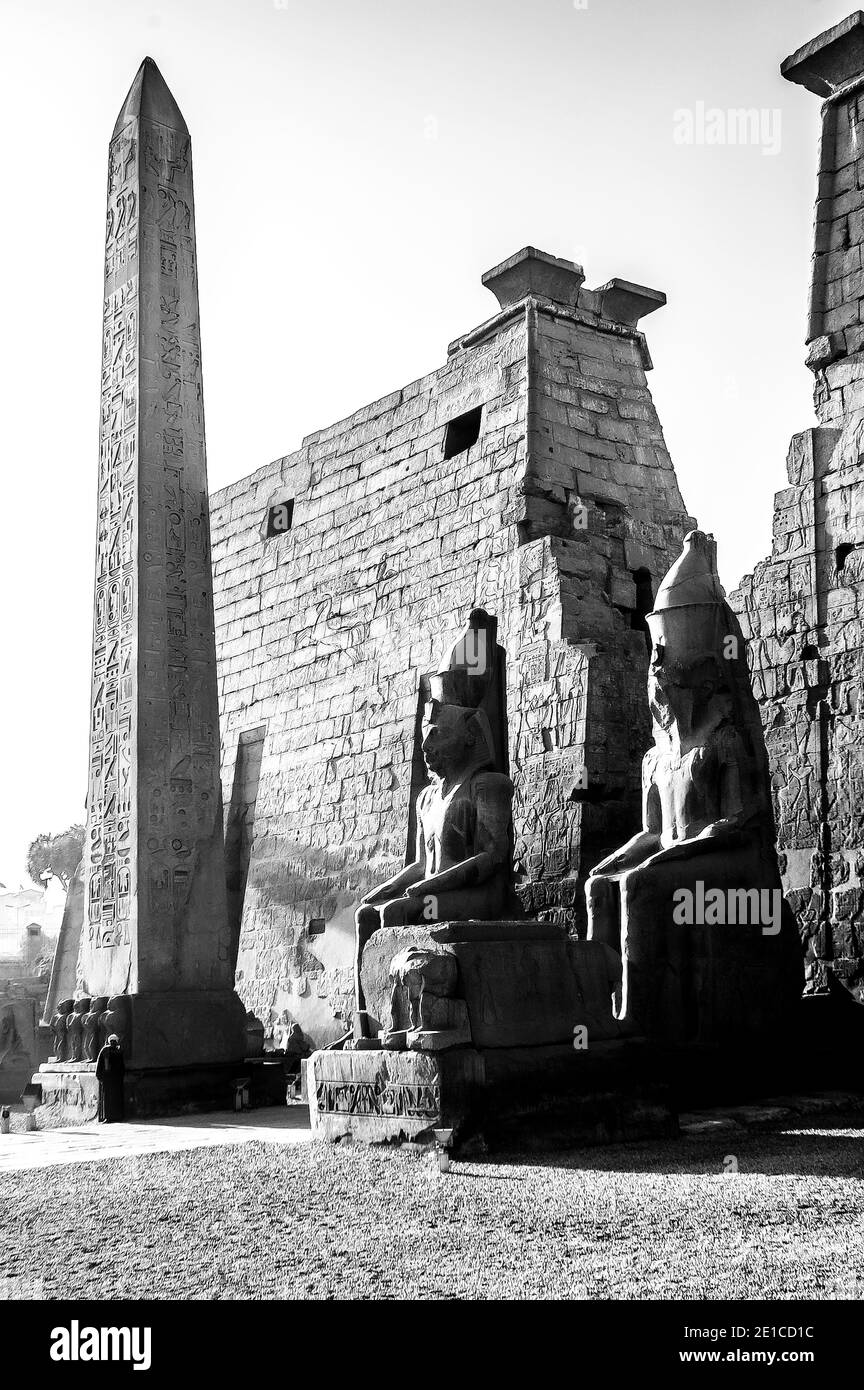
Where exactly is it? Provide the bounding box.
[2,1121,863,1300]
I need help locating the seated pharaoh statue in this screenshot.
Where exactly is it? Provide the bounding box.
[354,610,521,1034]
[586,530,803,1047]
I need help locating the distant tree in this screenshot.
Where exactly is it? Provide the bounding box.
[33,949,55,982]
[26,825,85,890]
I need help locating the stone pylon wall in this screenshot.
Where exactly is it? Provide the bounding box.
[730,15,864,1002]
[210,250,693,1045]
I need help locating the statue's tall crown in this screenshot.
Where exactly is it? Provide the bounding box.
[650,531,726,613]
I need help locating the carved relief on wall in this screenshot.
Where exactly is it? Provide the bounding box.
[87,123,140,956]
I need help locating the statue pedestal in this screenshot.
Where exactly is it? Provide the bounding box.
[307,1038,674,1151]
[591,848,804,1046]
[308,919,672,1150]
[33,1054,286,1127]
[309,1047,485,1144]
[359,919,621,1050]
[34,1064,99,1125]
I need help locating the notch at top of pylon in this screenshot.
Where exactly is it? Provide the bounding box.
[112,57,189,138]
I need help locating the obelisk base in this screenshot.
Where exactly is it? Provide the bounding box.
[34,1064,100,1125]
[116,988,249,1069]
[33,989,268,1125]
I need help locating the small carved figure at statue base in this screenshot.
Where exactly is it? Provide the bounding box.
[98,996,131,1059]
[83,996,109,1063]
[381,945,471,1053]
[65,999,91,1064]
[50,998,75,1062]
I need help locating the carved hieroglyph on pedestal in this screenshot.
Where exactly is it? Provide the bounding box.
[73,58,245,1067]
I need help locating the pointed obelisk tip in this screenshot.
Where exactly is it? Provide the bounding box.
[112,56,189,139]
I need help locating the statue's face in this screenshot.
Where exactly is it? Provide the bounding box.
[648,644,679,731]
[421,704,474,779]
[648,644,724,737]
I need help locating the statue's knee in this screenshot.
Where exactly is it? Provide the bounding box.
[586,875,621,947]
[380,898,411,929]
[622,867,651,908]
[587,874,616,910]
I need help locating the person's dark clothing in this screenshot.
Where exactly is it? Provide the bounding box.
[95,1044,125,1122]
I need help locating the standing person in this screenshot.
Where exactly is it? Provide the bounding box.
[95,1034,125,1123]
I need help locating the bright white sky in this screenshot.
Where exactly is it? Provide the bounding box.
[0,0,840,884]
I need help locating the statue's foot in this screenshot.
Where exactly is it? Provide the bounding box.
[379,1029,409,1051]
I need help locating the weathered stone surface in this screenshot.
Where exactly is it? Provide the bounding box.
[211,246,694,1049]
[359,926,450,1036]
[595,279,666,327]
[479,1042,676,1149]
[308,1046,484,1143]
[35,1067,100,1126]
[442,923,619,1047]
[360,919,618,1051]
[482,246,585,309]
[781,13,864,95]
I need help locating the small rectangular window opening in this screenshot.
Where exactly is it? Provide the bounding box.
[443,406,483,459]
[265,499,294,538]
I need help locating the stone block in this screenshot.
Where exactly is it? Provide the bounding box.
[122,990,249,1069]
[360,926,454,1035]
[431,920,618,1047]
[782,13,864,96]
[35,1066,100,1125]
[596,278,666,327]
[308,1045,485,1143]
[482,246,585,309]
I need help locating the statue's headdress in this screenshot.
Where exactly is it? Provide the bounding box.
[428,608,500,768]
[646,530,729,663]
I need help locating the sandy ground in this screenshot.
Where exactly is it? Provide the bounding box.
[1,1117,863,1300]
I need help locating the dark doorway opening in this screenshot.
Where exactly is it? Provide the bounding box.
[630,567,654,649]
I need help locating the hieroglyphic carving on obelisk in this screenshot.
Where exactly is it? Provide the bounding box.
[78,60,241,1057]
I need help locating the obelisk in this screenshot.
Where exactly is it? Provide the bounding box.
[75,58,246,1072]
